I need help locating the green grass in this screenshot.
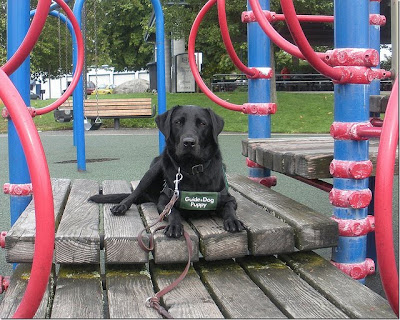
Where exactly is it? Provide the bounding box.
[0,91,334,133]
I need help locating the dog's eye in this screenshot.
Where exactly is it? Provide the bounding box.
[174,120,182,125]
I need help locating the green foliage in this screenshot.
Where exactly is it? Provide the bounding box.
[94,0,154,71]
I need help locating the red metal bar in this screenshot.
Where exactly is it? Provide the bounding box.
[35,0,84,115]
[247,0,326,61]
[354,124,382,138]
[241,10,334,23]
[324,48,379,67]
[369,14,387,25]
[0,231,6,249]
[287,174,332,192]
[370,118,383,127]
[331,215,375,236]
[331,259,375,280]
[3,183,33,196]
[330,159,373,179]
[189,0,271,114]
[374,78,399,316]
[329,188,372,209]
[217,0,258,77]
[272,12,334,23]
[1,0,51,76]
[280,0,343,81]
[0,68,54,319]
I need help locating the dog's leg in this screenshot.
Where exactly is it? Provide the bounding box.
[221,197,245,232]
[157,195,184,238]
[110,160,163,216]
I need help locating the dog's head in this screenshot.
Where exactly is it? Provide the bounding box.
[155,105,224,162]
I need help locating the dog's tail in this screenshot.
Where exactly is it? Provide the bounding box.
[88,193,130,204]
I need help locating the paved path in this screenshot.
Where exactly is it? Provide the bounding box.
[0,129,397,301]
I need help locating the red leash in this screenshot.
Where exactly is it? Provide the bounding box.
[137,170,193,318]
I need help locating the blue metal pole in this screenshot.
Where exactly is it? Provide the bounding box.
[73,0,86,171]
[332,0,371,283]
[367,0,381,262]
[7,0,32,226]
[30,11,73,34]
[150,0,167,154]
[247,0,271,179]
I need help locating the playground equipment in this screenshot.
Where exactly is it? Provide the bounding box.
[0,0,397,318]
[189,0,398,315]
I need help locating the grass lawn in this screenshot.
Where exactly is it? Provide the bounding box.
[0,91,334,133]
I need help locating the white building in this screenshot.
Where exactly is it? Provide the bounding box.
[34,66,149,100]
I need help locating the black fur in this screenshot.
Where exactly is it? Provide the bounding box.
[89,105,244,238]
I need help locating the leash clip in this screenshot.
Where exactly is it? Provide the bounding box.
[174,168,183,197]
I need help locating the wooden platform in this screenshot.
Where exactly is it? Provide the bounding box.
[0,177,396,318]
[243,136,399,179]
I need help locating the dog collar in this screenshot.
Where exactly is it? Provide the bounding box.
[166,150,212,175]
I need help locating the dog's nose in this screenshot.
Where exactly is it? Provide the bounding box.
[183,137,196,148]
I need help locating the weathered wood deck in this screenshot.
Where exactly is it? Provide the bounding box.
[243,136,399,179]
[0,177,396,318]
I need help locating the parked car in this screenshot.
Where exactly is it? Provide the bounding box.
[30,91,40,100]
[86,81,96,95]
[92,84,115,95]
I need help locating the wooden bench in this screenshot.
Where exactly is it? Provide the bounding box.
[55,98,155,129]
[0,178,396,318]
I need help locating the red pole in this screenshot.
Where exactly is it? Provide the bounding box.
[374,77,399,316]
[2,0,51,76]
[0,69,54,319]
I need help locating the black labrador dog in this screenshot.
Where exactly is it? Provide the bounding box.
[89,105,244,238]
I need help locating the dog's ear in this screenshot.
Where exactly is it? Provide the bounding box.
[206,108,224,143]
[155,106,179,140]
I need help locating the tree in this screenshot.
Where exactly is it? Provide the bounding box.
[92,0,154,71]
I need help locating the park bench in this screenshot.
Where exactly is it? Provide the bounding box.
[0,176,395,318]
[54,98,155,129]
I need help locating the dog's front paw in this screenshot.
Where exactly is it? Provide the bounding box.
[110,203,128,216]
[223,217,245,233]
[164,223,184,238]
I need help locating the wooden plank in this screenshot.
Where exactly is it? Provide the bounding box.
[102,180,148,264]
[232,189,295,255]
[196,259,286,318]
[228,174,338,250]
[0,264,52,319]
[51,265,104,318]
[84,111,152,117]
[188,214,248,261]
[150,262,224,318]
[243,137,398,179]
[5,179,71,263]
[140,202,199,264]
[240,256,349,318]
[106,264,161,318]
[281,251,397,319]
[55,179,100,264]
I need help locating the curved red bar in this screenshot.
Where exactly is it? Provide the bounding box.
[0,69,54,319]
[280,0,342,81]
[2,0,51,75]
[35,0,84,115]
[248,0,325,61]
[374,77,399,316]
[217,0,257,77]
[188,0,244,112]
